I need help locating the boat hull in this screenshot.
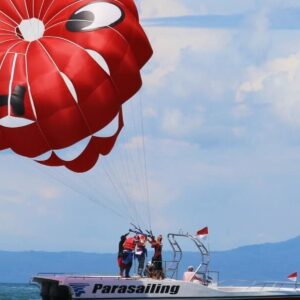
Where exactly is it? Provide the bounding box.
[32,275,300,300]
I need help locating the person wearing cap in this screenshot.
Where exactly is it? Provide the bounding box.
[183,266,203,283]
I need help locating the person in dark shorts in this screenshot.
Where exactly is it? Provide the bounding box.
[149,235,164,279]
[135,234,147,276]
[122,235,139,278]
[117,232,129,276]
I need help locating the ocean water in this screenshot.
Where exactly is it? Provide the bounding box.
[0,283,40,300]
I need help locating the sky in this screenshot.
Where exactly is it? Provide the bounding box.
[1,0,300,253]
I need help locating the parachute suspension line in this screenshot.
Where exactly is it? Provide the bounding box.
[106,24,152,229]
[38,32,143,227]
[105,147,142,227]
[73,23,150,229]
[101,135,145,228]
[101,162,137,224]
[115,133,143,227]
[25,43,131,221]
[138,90,152,231]
[65,168,130,219]
[109,102,146,229]
[98,105,145,229]
[118,93,152,230]
[125,97,149,228]
[69,171,131,220]
[100,154,134,220]
[127,99,147,204]
[31,161,128,219]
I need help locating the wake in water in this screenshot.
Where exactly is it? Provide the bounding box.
[0,283,40,300]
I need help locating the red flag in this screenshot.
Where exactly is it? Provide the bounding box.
[196,227,208,239]
[288,272,298,282]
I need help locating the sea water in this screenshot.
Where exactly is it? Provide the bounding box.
[0,283,40,300]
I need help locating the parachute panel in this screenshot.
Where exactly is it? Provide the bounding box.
[0,0,152,172]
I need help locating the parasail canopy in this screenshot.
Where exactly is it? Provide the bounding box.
[0,0,152,172]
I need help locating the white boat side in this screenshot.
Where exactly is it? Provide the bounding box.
[32,274,300,300]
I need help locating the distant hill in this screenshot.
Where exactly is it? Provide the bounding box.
[0,251,118,283]
[211,235,300,282]
[0,236,300,283]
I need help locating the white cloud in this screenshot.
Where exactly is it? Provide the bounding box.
[124,135,144,150]
[233,103,251,118]
[236,52,300,125]
[144,27,231,90]
[232,126,247,138]
[36,185,63,200]
[138,0,196,18]
[239,8,271,58]
[237,54,300,101]
[143,106,158,118]
[162,108,204,137]
[138,0,270,18]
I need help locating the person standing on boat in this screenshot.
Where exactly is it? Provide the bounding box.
[117,232,129,276]
[135,234,147,276]
[149,234,164,279]
[122,234,139,278]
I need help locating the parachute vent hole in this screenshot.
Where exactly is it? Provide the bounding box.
[17,18,45,42]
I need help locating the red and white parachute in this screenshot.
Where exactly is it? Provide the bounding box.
[0,0,152,172]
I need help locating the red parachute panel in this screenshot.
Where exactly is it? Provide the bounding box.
[0,0,152,172]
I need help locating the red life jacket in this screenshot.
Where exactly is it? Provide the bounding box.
[123,237,136,251]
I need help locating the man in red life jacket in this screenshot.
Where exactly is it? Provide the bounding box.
[135,234,147,276]
[122,235,139,278]
[117,232,129,276]
[149,234,164,279]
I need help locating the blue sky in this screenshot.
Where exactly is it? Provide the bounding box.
[1,0,300,253]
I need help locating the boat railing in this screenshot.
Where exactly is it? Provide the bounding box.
[206,270,219,285]
[164,260,180,279]
[253,280,300,290]
[219,279,300,290]
[166,232,210,281]
[191,270,219,286]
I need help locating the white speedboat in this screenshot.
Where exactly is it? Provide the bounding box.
[32,232,300,300]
